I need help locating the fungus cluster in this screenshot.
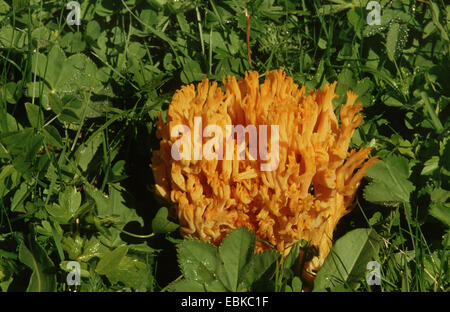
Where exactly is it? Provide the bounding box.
[151,70,378,276]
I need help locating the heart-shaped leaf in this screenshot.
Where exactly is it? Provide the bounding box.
[151,207,179,234]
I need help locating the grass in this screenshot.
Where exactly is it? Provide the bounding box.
[0,0,449,292]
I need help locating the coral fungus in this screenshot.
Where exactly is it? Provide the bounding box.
[151,70,378,276]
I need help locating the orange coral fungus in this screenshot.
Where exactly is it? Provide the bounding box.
[151,70,378,275]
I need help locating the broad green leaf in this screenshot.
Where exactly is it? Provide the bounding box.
[59,32,86,53]
[282,241,301,269]
[45,203,70,224]
[169,279,205,292]
[96,244,151,290]
[336,67,355,100]
[313,228,380,292]
[85,184,143,226]
[363,155,415,205]
[318,37,327,49]
[77,237,105,262]
[25,102,44,129]
[104,255,151,290]
[429,203,450,227]
[42,125,63,149]
[203,279,228,291]
[62,235,84,260]
[96,245,128,275]
[421,156,439,175]
[291,276,303,292]
[5,130,44,179]
[85,20,101,41]
[18,241,56,292]
[430,187,450,203]
[430,1,449,42]
[353,77,375,107]
[84,184,109,213]
[75,132,103,172]
[177,239,220,284]
[46,46,69,90]
[2,82,18,104]
[46,187,82,224]
[31,26,51,49]
[0,112,22,133]
[11,182,28,212]
[0,164,18,197]
[218,227,255,291]
[386,22,400,62]
[386,22,408,62]
[176,13,190,33]
[243,250,278,288]
[31,46,65,90]
[0,0,10,14]
[151,207,179,234]
[110,160,128,183]
[0,25,27,48]
[84,183,143,247]
[180,58,206,83]
[381,93,404,107]
[59,186,81,216]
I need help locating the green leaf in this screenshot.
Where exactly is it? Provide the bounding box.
[85,20,101,41]
[59,186,81,216]
[77,237,105,262]
[25,102,44,129]
[2,82,18,104]
[336,67,355,100]
[282,241,301,269]
[382,93,404,107]
[175,227,279,291]
[31,46,64,90]
[313,228,380,292]
[169,279,205,292]
[74,132,103,172]
[421,156,439,175]
[96,245,128,275]
[45,203,70,224]
[84,184,143,247]
[218,227,255,291]
[0,25,27,48]
[95,244,151,290]
[386,23,398,62]
[176,13,190,33]
[177,239,220,284]
[429,203,450,227]
[11,182,28,212]
[106,255,151,290]
[85,184,143,226]
[291,276,303,292]
[151,207,179,234]
[0,0,10,14]
[19,241,56,292]
[59,32,86,53]
[46,187,82,224]
[243,250,278,288]
[62,235,84,260]
[363,155,415,206]
[180,58,206,83]
[353,77,375,107]
[386,22,408,62]
[0,129,43,179]
[318,37,327,50]
[42,125,63,149]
